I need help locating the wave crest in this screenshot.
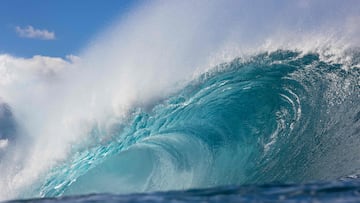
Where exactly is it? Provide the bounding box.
[27,50,360,197]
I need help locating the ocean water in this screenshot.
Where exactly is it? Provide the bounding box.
[33,50,360,195]
[2,50,360,202]
[5,180,360,202]
[1,1,360,202]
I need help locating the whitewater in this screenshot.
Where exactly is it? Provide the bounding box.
[0,0,359,202]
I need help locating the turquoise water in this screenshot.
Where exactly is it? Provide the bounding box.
[7,50,356,201]
[7,180,360,202]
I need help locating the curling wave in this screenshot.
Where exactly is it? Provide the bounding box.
[24,50,360,197]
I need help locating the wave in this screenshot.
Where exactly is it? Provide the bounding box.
[1,1,360,201]
[18,50,357,197]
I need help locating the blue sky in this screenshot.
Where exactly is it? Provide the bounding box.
[0,0,140,57]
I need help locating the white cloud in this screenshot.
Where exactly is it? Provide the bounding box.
[15,25,56,40]
[0,54,77,87]
[0,139,8,150]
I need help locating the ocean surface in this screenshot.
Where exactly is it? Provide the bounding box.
[5,180,360,202]
[1,50,360,202]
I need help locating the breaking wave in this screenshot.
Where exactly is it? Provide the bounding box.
[32,50,360,197]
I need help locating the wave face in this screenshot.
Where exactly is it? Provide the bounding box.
[22,50,358,197]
